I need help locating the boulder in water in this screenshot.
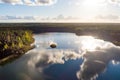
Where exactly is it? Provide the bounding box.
[50,43,57,48]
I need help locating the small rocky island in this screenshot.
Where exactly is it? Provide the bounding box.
[0,30,34,64]
[50,43,57,48]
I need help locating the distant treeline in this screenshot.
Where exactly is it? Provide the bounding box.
[1,23,120,34]
[0,23,120,46]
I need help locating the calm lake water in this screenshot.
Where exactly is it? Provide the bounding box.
[0,32,120,80]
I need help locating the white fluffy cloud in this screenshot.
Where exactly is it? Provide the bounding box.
[0,0,57,6]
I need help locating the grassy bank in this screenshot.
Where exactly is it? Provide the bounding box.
[0,30,34,65]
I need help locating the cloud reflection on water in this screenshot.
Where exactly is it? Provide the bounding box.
[77,40,120,80]
[0,33,120,80]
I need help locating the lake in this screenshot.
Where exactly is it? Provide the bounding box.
[0,32,120,80]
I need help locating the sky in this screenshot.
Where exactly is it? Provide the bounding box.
[0,0,120,22]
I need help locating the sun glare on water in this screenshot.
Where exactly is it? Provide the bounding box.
[81,36,99,51]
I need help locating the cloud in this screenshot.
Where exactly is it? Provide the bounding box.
[77,45,120,80]
[0,0,57,6]
[41,14,80,21]
[0,0,22,4]
[95,14,119,20]
[35,0,57,5]
[49,14,80,22]
[0,15,80,22]
[0,15,37,20]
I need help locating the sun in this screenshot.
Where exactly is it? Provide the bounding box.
[79,0,106,20]
[81,36,99,51]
